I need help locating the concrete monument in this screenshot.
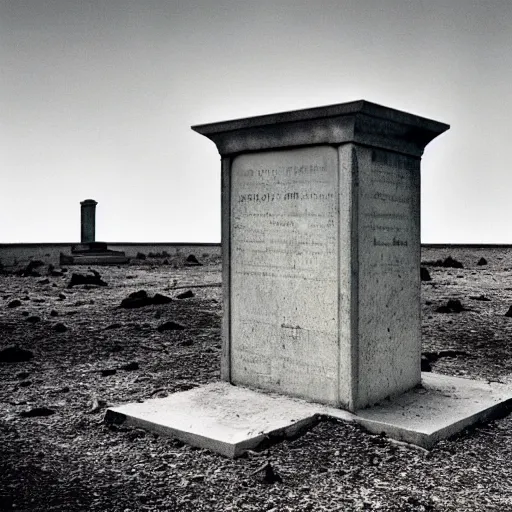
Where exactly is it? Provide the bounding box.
[192,100,447,410]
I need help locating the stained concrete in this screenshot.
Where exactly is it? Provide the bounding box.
[105,373,512,457]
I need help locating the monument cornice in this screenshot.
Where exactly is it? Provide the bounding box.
[192,100,450,158]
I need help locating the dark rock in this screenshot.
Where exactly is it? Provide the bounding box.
[422,256,464,269]
[17,260,45,277]
[54,323,68,333]
[58,293,66,300]
[184,254,202,266]
[50,310,59,317]
[19,380,32,387]
[176,290,195,300]
[505,306,512,318]
[446,299,464,312]
[120,292,172,308]
[16,371,30,379]
[101,369,117,377]
[0,346,33,363]
[442,256,463,269]
[21,311,29,316]
[436,299,464,313]
[26,316,41,324]
[250,462,282,484]
[469,295,491,301]
[136,252,147,260]
[477,257,488,266]
[120,296,153,308]
[48,265,64,277]
[19,407,55,418]
[420,268,431,282]
[152,293,173,305]
[157,321,185,332]
[7,300,21,308]
[68,270,107,288]
[105,323,123,330]
[129,290,148,299]
[422,350,467,364]
[38,279,50,285]
[120,362,139,371]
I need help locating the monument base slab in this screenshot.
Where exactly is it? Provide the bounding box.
[105,374,512,457]
[60,243,129,265]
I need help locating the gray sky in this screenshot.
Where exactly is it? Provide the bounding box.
[2,0,511,243]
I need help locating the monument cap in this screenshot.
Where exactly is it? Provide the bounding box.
[192,99,450,157]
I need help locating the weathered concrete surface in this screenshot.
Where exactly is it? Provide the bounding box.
[105,382,351,458]
[193,100,449,411]
[105,374,512,457]
[230,147,340,405]
[353,372,512,449]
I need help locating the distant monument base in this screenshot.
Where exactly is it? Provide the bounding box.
[60,242,129,265]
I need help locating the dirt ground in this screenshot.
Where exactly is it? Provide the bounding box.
[2,248,512,511]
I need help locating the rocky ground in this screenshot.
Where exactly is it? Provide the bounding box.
[1,248,512,511]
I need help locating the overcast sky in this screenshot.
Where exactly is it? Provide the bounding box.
[1,0,511,243]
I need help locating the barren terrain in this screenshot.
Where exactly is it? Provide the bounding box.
[2,248,512,511]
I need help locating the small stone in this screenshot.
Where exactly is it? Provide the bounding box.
[250,462,282,484]
[129,290,148,299]
[0,346,34,363]
[152,293,173,305]
[469,295,491,301]
[105,323,123,330]
[505,306,512,318]
[436,299,464,314]
[120,362,139,371]
[184,254,202,266]
[19,380,32,387]
[176,290,195,300]
[26,316,41,324]
[19,407,55,417]
[54,323,68,333]
[420,267,431,282]
[21,311,29,316]
[421,355,432,372]
[157,321,185,332]
[7,299,22,308]
[477,257,487,266]
[16,371,30,379]
[50,310,59,317]
[101,369,117,377]
[58,293,66,300]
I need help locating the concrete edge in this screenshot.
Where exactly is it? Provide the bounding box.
[105,408,238,458]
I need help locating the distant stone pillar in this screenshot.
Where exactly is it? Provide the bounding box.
[80,199,98,243]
